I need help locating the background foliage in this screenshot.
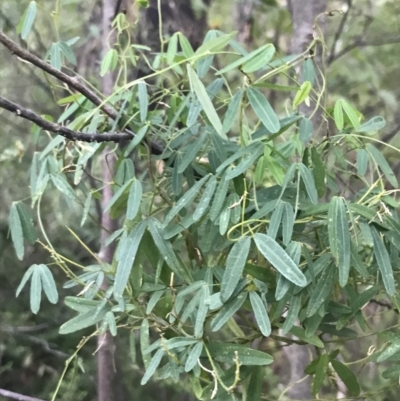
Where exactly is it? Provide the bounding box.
[2,1,400,401]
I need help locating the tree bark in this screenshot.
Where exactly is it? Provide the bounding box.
[288,0,327,138]
[96,2,120,401]
[285,4,327,399]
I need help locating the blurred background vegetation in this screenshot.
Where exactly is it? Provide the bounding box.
[1,1,400,400]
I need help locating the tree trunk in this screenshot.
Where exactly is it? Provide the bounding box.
[288,0,327,138]
[97,2,119,401]
[285,3,327,399]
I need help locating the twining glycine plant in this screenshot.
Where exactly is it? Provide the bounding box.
[4,3,400,399]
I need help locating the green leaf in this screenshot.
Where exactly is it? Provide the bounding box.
[148,218,192,283]
[124,125,149,157]
[226,144,264,180]
[328,197,350,287]
[187,64,224,138]
[289,326,324,348]
[16,265,35,297]
[59,41,77,65]
[282,294,301,334]
[64,297,101,313]
[303,58,315,85]
[50,42,62,70]
[146,289,165,314]
[178,133,208,173]
[81,192,92,226]
[164,174,210,227]
[217,44,274,75]
[140,348,165,385]
[127,179,142,220]
[114,221,147,300]
[356,149,368,176]
[178,33,194,58]
[194,32,236,57]
[38,264,58,304]
[129,331,137,364]
[222,90,243,134]
[331,360,360,396]
[307,265,335,317]
[221,237,251,302]
[185,342,204,372]
[9,203,24,260]
[371,226,395,296]
[106,311,117,336]
[247,87,280,134]
[249,291,271,337]
[206,343,273,365]
[138,82,148,122]
[366,143,398,187]
[59,303,109,334]
[341,100,360,129]
[29,266,42,314]
[268,201,284,240]
[246,366,263,401]
[298,163,318,204]
[377,342,400,362]
[282,202,294,246]
[209,170,230,222]
[299,117,313,144]
[211,292,247,331]
[311,147,325,197]
[195,285,210,338]
[254,234,306,287]
[357,116,386,133]
[21,1,37,40]
[167,33,178,64]
[100,48,118,76]
[193,175,217,221]
[242,44,275,73]
[103,179,133,214]
[333,100,344,130]
[140,319,151,368]
[293,81,312,108]
[51,174,76,199]
[312,354,329,395]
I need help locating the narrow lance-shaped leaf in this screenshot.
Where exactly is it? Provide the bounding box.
[21,1,37,40]
[9,203,24,260]
[366,143,398,188]
[211,292,247,331]
[254,233,307,287]
[298,163,318,204]
[16,201,36,244]
[312,354,330,395]
[185,342,204,372]
[222,90,243,134]
[127,179,142,220]
[30,265,42,314]
[194,285,210,338]
[39,264,58,304]
[148,218,192,283]
[293,81,312,108]
[178,133,208,173]
[249,291,271,337]
[242,44,275,73]
[138,82,148,122]
[333,100,344,130]
[371,226,395,296]
[221,237,251,302]
[164,174,210,227]
[103,179,133,214]
[328,197,350,287]
[187,64,224,138]
[247,87,280,134]
[114,221,148,300]
[331,360,361,396]
[193,175,217,221]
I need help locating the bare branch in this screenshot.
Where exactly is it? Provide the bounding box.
[0,31,164,152]
[0,96,131,142]
[0,389,47,401]
[328,0,353,64]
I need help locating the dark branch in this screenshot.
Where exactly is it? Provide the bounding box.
[0,389,47,401]
[0,31,164,152]
[328,0,353,64]
[0,96,132,142]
